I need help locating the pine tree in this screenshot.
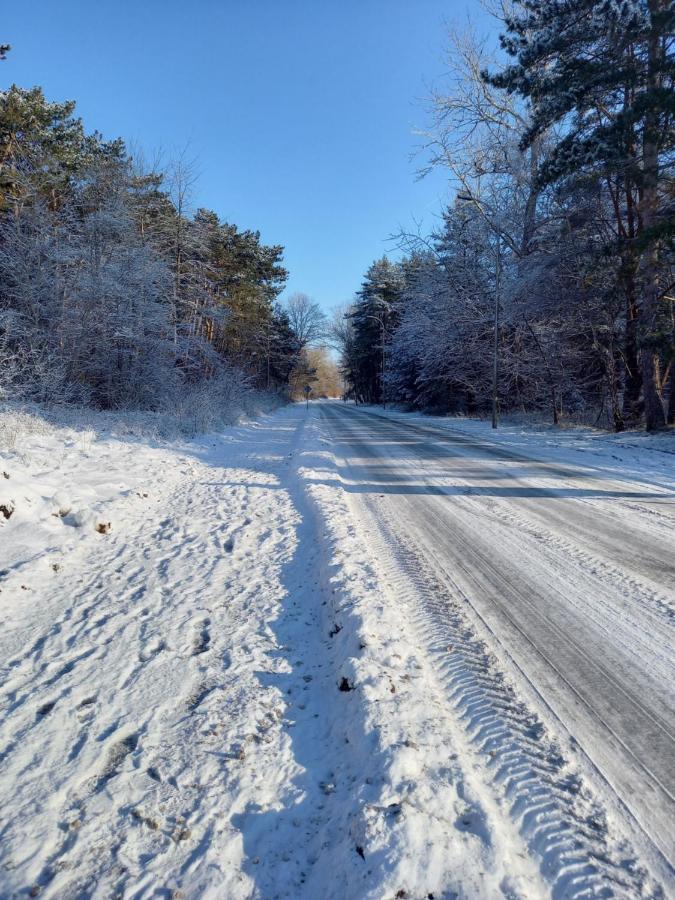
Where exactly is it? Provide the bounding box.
[347,257,404,404]
[485,0,674,429]
[0,86,124,213]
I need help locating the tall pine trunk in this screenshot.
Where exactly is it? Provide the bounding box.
[667,368,675,425]
[619,259,642,424]
[639,0,667,430]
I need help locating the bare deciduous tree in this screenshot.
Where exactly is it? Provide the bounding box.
[285,292,327,349]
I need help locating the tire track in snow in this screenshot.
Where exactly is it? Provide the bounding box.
[361,500,662,898]
[358,436,675,703]
[482,499,674,625]
[342,404,675,592]
[321,403,667,898]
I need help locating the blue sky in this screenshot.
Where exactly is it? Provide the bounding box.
[5,1,493,310]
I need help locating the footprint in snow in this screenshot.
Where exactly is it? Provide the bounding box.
[186,682,215,711]
[192,618,211,655]
[97,732,139,787]
[36,699,57,719]
[76,696,96,722]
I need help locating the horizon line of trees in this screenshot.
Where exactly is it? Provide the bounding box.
[336,0,673,431]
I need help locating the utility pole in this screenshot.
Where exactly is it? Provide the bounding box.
[492,235,501,429]
[266,319,271,392]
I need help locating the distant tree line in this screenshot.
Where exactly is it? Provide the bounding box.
[0,68,318,416]
[337,1,673,430]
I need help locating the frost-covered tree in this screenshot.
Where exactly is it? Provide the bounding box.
[420,26,549,260]
[0,84,295,413]
[0,170,177,408]
[485,0,675,429]
[387,209,497,414]
[343,258,405,404]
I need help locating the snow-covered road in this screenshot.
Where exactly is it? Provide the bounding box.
[321,402,675,887]
[1,400,673,898]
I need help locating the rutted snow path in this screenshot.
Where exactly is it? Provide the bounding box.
[0,410,334,897]
[0,402,672,898]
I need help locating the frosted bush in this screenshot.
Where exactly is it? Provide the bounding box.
[0,408,54,451]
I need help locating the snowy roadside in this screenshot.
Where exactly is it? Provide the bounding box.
[0,401,543,899]
[1,404,312,897]
[0,401,669,898]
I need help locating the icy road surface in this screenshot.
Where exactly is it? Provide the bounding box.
[321,403,675,877]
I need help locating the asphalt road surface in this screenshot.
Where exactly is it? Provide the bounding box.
[321,403,675,874]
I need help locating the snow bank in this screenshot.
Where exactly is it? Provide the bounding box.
[1,403,301,897]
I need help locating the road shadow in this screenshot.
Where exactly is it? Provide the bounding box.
[179,414,394,896]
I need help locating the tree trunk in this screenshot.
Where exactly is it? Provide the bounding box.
[608,350,625,433]
[552,387,559,425]
[641,345,665,429]
[667,366,675,425]
[639,0,667,430]
[620,262,642,423]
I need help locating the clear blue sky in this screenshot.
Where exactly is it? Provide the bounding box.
[5,1,492,311]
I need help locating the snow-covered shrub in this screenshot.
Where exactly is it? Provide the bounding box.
[0,185,289,432]
[0,408,54,451]
[167,365,274,436]
[0,194,180,411]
